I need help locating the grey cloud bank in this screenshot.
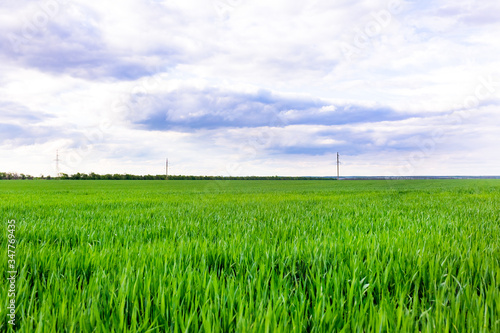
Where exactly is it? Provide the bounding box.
[0,0,499,176]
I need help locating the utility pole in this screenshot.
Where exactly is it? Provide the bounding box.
[165,158,168,180]
[337,152,340,180]
[54,150,60,177]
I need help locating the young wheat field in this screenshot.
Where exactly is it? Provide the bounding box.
[1,179,499,332]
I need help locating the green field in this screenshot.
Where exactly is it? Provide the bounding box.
[1,180,499,332]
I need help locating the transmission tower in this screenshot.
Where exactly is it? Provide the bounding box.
[54,150,60,177]
[166,158,168,180]
[337,152,340,180]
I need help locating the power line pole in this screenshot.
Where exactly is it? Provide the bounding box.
[54,150,60,177]
[165,158,168,180]
[337,152,340,180]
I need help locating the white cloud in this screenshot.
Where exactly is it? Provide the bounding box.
[1,0,499,176]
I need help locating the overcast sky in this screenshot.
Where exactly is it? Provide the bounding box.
[1,0,499,177]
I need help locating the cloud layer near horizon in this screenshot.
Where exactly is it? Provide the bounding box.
[1,0,499,176]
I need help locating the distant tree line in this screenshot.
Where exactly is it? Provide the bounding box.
[0,172,333,180]
[0,172,35,180]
